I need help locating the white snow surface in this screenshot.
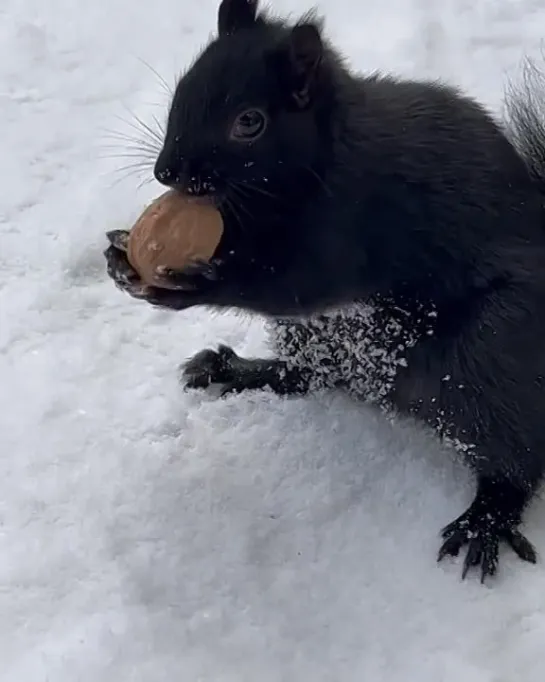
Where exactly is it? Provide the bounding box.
[2,0,545,680]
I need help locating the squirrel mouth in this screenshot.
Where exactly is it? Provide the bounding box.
[170,187,226,210]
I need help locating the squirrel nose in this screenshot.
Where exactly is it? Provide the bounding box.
[154,155,219,196]
[153,152,179,187]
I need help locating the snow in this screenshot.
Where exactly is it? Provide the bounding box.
[2,0,545,679]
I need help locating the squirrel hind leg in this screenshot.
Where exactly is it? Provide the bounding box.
[437,474,538,583]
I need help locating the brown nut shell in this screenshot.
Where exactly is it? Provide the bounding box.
[127,190,223,288]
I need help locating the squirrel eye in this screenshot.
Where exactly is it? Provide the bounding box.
[230,108,267,142]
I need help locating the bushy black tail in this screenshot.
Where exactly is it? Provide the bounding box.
[504,58,545,192]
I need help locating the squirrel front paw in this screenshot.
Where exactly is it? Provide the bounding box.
[181,345,238,390]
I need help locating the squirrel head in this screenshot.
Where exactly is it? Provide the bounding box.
[153,0,336,219]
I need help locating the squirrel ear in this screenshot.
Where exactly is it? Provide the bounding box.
[218,0,258,36]
[285,23,323,109]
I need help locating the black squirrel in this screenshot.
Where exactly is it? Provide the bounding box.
[105,0,545,582]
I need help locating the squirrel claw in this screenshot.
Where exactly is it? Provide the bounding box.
[181,345,237,388]
[153,259,219,290]
[105,229,130,252]
[437,508,537,583]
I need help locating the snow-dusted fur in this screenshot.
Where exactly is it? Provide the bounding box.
[269,302,427,404]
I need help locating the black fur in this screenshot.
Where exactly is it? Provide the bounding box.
[104,0,545,582]
[217,0,259,36]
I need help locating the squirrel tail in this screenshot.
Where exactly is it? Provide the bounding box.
[505,58,545,193]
